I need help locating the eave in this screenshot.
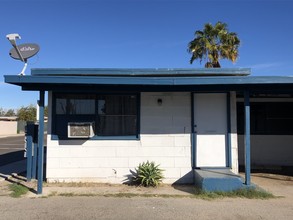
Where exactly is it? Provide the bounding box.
[4,68,293,93]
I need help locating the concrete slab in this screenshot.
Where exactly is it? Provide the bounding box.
[194,168,245,192]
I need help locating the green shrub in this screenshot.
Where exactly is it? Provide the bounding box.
[133,161,164,187]
[9,183,29,198]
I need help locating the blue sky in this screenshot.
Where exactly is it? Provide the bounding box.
[1,0,293,109]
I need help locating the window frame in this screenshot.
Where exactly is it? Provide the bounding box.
[237,101,293,135]
[51,92,140,140]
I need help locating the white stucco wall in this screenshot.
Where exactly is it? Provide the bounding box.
[238,135,293,167]
[46,92,193,184]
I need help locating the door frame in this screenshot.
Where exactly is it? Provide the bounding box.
[191,92,232,169]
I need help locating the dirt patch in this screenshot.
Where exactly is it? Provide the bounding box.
[248,173,293,199]
[1,172,292,199]
[0,172,292,220]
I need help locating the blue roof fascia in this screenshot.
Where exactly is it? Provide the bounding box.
[5,75,293,86]
[31,68,251,77]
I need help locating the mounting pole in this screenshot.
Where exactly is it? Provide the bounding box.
[19,60,28,76]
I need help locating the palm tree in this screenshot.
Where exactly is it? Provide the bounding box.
[188,22,240,68]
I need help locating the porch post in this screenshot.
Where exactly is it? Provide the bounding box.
[226,92,232,168]
[37,91,45,194]
[244,90,251,185]
[191,92,196,169]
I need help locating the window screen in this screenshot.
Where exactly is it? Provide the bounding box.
[53,93,138,138]
[97,95,137,136]
[237,102,293,135]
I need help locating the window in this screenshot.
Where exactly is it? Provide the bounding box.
[237,102,293,135]
[97,95,137,136]
[53,93,139,139]
[56,94,95,115]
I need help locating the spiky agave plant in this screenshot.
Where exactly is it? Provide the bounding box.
[133,161,164,187]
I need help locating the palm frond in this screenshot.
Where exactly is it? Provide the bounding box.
[188,21,240,67]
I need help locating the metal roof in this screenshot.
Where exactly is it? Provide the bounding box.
[4,68,293,92]
[30,68,251,77]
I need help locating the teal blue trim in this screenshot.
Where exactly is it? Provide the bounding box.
[194,168,244,192]
[226,92,232,168]
[87,136,139,140]
[7,75,293,87]
[51,92,140,140]
[244,90,251,186]
[195,166,232,169]
[137,93,141,139]
[6,74,293,94]
[37,91,45,194]
[51,135,139,141]
[191,93,196,169]
[50,135,59,140]
[31,68,251,76]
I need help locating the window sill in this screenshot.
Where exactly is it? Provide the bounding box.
[51,134,140,141]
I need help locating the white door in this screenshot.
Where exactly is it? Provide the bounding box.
[194,93,227,167]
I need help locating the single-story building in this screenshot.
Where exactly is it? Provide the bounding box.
[0,117,18,135]
[4,68,293,192]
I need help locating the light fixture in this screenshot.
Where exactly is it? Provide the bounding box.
[157,98,162,106]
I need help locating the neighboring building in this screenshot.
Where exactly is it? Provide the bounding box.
[4,68,293,186]
[0,117,18,135]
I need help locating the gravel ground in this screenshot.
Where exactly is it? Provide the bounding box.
[0,173,292,220]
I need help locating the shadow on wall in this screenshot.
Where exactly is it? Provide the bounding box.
[123,169,136,185]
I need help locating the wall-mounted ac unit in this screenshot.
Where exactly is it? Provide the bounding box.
[68,122,94,138]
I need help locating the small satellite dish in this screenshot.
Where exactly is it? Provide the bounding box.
[9,43,40,60]
[6,33,40,76]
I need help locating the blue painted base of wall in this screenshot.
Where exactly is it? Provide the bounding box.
[194,168,249,192]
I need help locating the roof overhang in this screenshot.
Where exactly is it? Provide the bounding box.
[30,68,251,77]
[4,68,293,93]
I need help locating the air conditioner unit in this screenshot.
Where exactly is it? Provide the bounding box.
[68,122,94,138]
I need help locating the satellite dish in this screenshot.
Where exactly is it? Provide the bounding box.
[9,43,40,60]
[6,33,40,76]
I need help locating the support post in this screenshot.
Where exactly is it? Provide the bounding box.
[244,90,251,185]
[226,92,232,168]
[191,93,196,169]
[37,91,45,194]
[25,134,32,182]
[32,142,38,179]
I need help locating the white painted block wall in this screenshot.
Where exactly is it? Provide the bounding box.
[46,92,193,183]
